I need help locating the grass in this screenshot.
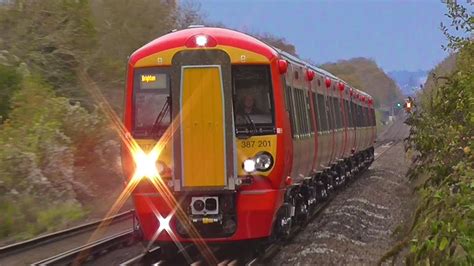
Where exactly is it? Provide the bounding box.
[0,197,86,242]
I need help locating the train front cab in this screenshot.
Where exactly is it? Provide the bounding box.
[123,29,291,245]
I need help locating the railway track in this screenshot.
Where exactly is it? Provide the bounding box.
[0,210,135,265]
[33,229,135,265]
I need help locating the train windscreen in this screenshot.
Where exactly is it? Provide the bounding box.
[132,67,170,138]
[232,65,275,135]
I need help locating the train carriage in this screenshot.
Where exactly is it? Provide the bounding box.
[122,26,376,250]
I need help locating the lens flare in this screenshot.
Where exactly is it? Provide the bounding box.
[131,148,161,182]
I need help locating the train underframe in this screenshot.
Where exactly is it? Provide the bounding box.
[273,147,375,240]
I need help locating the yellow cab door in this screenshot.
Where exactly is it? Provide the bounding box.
[180,66,226,188]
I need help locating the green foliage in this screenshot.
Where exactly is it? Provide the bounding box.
[0,0,204,241]
[441,0,474,52]
[0,76,117,239]
[0,197,85,240]
[0,64,22,122]
[0,0,97,103]
[386,2,473,263]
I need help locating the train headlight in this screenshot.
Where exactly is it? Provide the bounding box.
[243,159,256,173]
[242,152,274,173]
[195,35,208,46]
[255,152,274,171]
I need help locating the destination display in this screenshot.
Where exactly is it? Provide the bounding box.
[140,73,167,90]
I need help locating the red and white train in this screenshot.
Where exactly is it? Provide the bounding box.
[122,26,376,253]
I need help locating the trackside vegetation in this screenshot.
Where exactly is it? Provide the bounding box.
[382,1,473,264]
[0,0,201,241]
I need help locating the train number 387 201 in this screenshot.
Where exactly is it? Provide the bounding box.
[240,140,272,148]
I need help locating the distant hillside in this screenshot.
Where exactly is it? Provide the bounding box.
[321,58,403,107]
[418,54,457,108]
[388,70,428,96]
[423,54,457,92]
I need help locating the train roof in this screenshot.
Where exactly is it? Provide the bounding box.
[267,42,368,98]
[130,26,371,100]
[130,26,278,65]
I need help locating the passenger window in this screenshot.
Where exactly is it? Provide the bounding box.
[295,89,308,137]
[372,108,376,126]
[312,92,321,132]
[365,107,370,127]
[350,101,356,127]
[284,86,297,138]
[317,94,328,131]
[344,100,351,127]
[305,93,312,134]
[333,97,341,129]
[327,96,335,130]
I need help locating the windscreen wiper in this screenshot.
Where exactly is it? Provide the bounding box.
[236,112,258,138]
[151,96,170,138]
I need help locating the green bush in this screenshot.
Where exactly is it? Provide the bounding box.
[0,64,22,122]
[403,43,473,263]
[383,8,473,263]
[0,76,118,240]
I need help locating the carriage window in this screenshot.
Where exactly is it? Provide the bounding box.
[344,99,351,127]
[300,90,311,134]
[233,65,274,133]
[294,89,303,136]
[351,101,357,127]
[327,97,335,130]
[372,108,376,126]
[295,89,309,136]
[133,68,170,138]
[362,106,367,127]
[284,86,297,137]
[312,92,321,132]
[357,105,363,127]
[333,97,341,129]
[365,107,370,127]
[317,93,328,131]
[306,93,315,134]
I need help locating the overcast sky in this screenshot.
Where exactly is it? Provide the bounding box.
[197,0,454,72]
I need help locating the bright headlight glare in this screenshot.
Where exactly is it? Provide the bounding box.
[243,159,256,173]
[195,35,208,46]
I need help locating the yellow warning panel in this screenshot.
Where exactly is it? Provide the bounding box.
[181,66,226,188]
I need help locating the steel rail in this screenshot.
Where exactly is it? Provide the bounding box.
[0,210,134,258]
[32,229,135,265]
[120,245,161,266]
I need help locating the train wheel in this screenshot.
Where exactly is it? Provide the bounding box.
[345,161,352,182]
[324,172,335,196]
[316,175,328,201]
[338,165,346,186]
[275,203,292,240]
